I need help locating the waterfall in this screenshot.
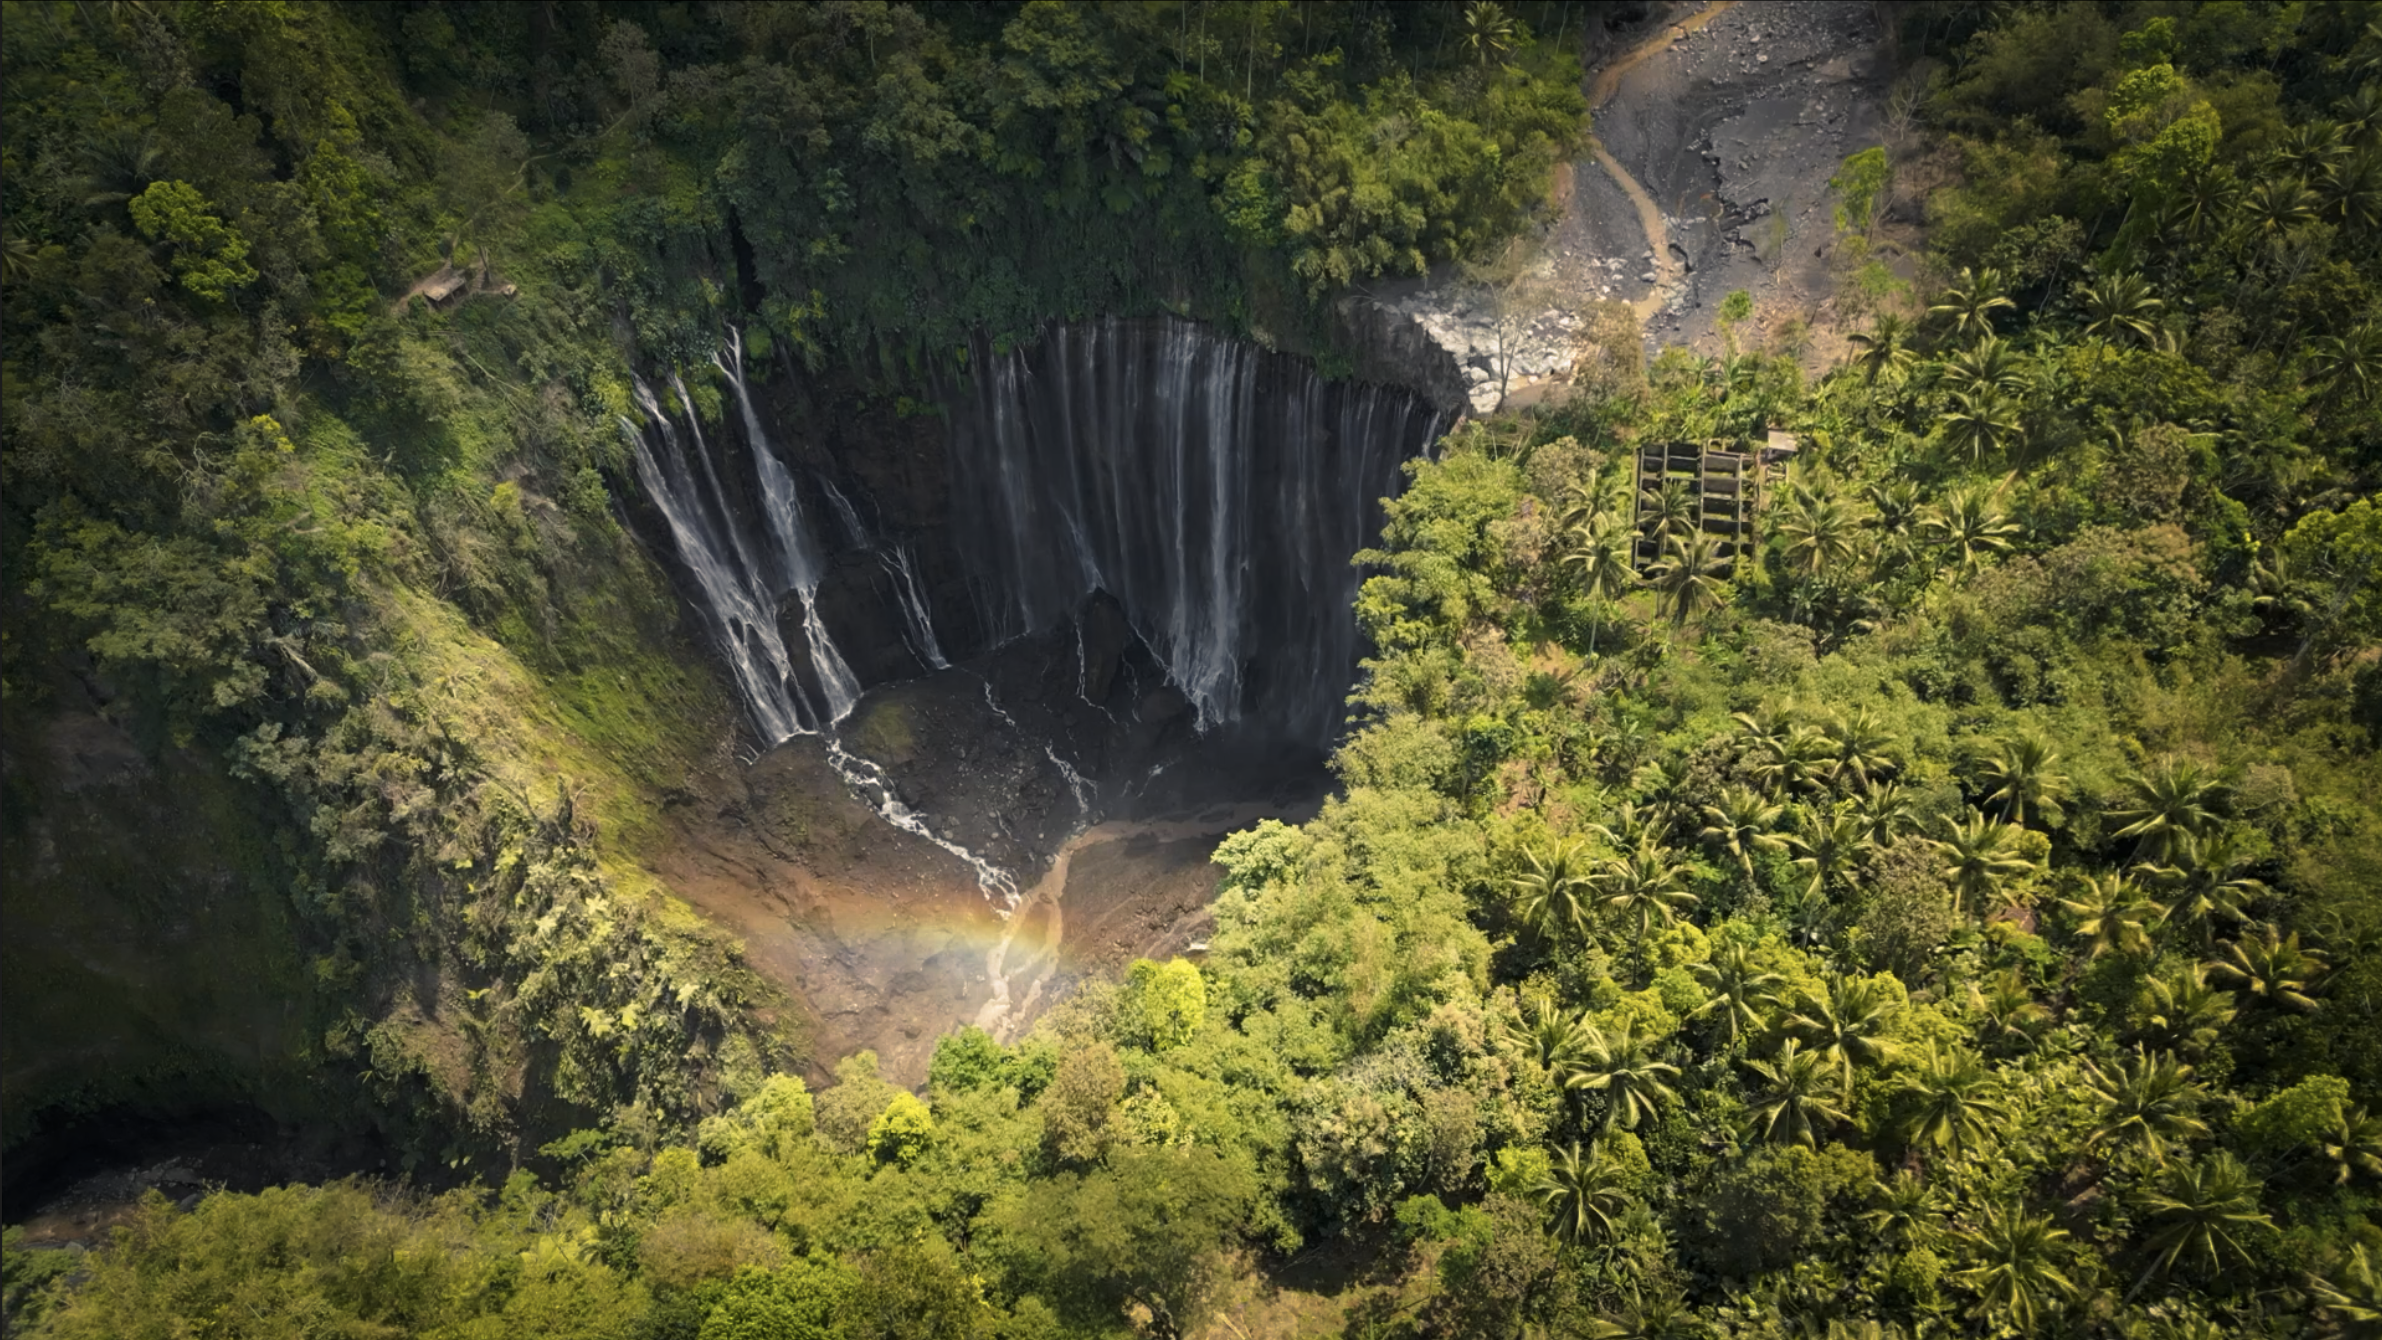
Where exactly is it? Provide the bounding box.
[946,317,1444,745]
[622,355,862,739]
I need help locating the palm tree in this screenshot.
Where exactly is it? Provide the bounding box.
[1744,1039,1852,1145]
[1700,785,1786,889]
[1847,313,1918,383]
[1865,1172,1945,1249]
[1938,335,2030,397]
[1563,467,1633,529]
[2309,323,2382,407]
[2082,1049,2211,1164]
[2206,924,2327,1012]
[1784,804,1870,900]
[1558,1019,1681,1131]
[1920,486,2017,572]
[1691,941,1787,1045]
[2109,758,2229,862]
[1597,841,1699,935]
[1971,967,2052,1053]
[1565,514,1637,655]
[1508,841,1600,944]
[1953,1203,2077,1332]
[1928,266,2017,345]
[2321,1104,2382,1186]
[1932,808,2039,915]
[2131,965,2237,1058]
[2307,1243,2382,1336]
[1938,387,2023,460]
[1509,994,1587,1072]
[1745,725,1831,797]
[1774,483,1865,581]
[2320,148,2382,233]
[2129,1153,2274,1298]
[1854,780,1918,846]
[2134,828,2264,943]
[1645,531,1729,627]
[1977,733,2069,828]
[1893,1044,2008,1155]
[2238,175,2321,234]
[1462,0,1515,68]
[1786,974,1901,1082]
[2159,167,2240,243]
[1631,755,1695,835]
[2059,872,2167,959]
[1534,1140,1636,1246]
[1819,707,1898,792]
[1865,478,1925,564]
[1640,477,1698,549]
[2075,271,2164,345]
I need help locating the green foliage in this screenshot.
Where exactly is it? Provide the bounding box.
[1831,147,1890,237]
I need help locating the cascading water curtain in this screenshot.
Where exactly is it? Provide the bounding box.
[946,317,1445,746]
[621,341,862,742]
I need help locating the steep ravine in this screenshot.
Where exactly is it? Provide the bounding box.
[616,318,1440,1082]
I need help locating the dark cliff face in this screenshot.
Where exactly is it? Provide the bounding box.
[624,318,1444,759]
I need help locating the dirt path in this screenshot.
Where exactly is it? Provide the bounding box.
[1587,3,1739,323]
[973,803,1280,1041]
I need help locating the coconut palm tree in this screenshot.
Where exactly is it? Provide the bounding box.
[1508,840,1599,944]
[1893,1044,2008,1155]
[1596,841,1698,936]
[1938,387,2023,460]
[2308,1244,2382,1336]
[1928,266,2016,345]
[1854,780,1919,846]
[1784,803,1870,900]
[1787,974,1901,1083]
[2159,167,2240,243]
[1640,476,1698,550]
[1509,994,1587,1072]
[1565,514,1637,655]
[2075,271,2165,345]
[1938,335,2030,397]
[2308,323,2382,408]
[1534,1139,1636,1246]
[1848,313,1918,383]
[2321,1104,2382,1186]
[1774,483,1865,582]
[1691,941,1787,1046]
[2109,758,2229,862]
[2238,175,2321,234]
[2134,828,2264,944]
[1645,531,1729,627]
[1971,967,2053,1053]
[1558,1019,1681,1131]
[1921,485,2019,572]
[2059,872,2168,959]
[1977,732,2070,828]
[2206,924,2327,1012]
[1700,785,1787,889]
[2131,965,2237,1058]
[1745,1038,1852,1146]
[1819,707,1898,792]
[1863,1168,1946,1251]
[2321,148,2382,232]
[1631,755,1696,835]
[2129,1154,2274,1298]
[2083,1048,2211,1164]
[1953,1203,2077,1332]
[1866,478,1926,565]
[1932,808,2039,915]
[1462,0,1515,67]
[1746,724,1832,797]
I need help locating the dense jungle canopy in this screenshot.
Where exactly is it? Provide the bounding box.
[4,0,2382,1337]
